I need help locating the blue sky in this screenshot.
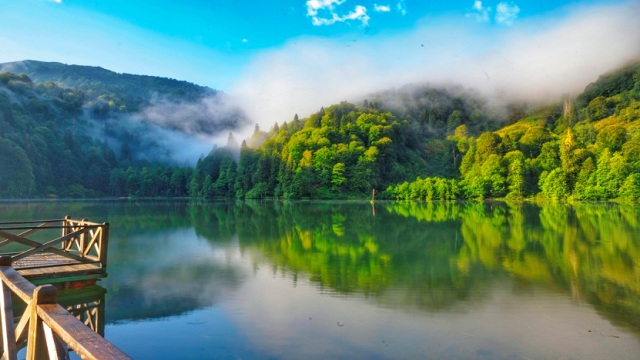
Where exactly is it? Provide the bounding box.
[0,0,631,87]
[1,0,639,136]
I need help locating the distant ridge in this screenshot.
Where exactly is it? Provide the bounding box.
[0,60,216,112]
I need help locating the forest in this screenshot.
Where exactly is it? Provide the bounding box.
[193,60,640,201]
[386,61,640,201]
[0,60,639,200]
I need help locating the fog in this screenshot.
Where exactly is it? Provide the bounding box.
[88,93,249,165]
[230,1,640,134]
[138,94,248,136]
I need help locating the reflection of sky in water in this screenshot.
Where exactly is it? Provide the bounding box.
[106,236,640,360]
[2,201,640,359]
[103,228,245,323]
[224,266,640,360]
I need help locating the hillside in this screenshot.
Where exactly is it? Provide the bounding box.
[0,61,247,198]
[0,60,214,113]
[0,70,200,198]
[1,59,639,200]
[189,85,502,199]
[386,60,640,201]
[193,60,640,201]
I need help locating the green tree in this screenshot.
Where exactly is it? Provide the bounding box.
[189,167,203,197]
[559,128,579,192]
[619,174,640,201]
[331,162,347,190]
[539,168,568,200]
[596,125,627,152]
[518,126,550,158]
[505,151,525,199]
[572,157,596,200]
[0,138,35,197]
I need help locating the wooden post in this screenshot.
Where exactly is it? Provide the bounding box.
[0,256,12,267]
[99,223,109,271]
[0,256,17,360]
[79,219,89,257]
[62,216,70,250]
[96,295,106,336]
[0,253,128,360]
[27,285,67,360]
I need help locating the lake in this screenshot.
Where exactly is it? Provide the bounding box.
[1,200,639,359]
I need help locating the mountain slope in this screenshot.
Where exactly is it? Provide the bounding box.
[0,61,246,198]
[386,60,640,201]
[1,59,639,200]
[0,60,214,113]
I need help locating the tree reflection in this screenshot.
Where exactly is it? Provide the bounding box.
[199,200,640,328]
[1,200,638,330]
[385,201,640,328]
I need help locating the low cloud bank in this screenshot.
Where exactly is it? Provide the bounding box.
[138,93,248,136]
[230,1,640,131]
[91,94,249,165]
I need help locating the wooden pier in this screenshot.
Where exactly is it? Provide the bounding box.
[0,217,108,285]
[0,217,130,359]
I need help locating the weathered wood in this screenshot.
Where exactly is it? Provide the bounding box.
[0,266,37,303]
[0,229,90,265]
[27,285,59,360]
[98,223,109,272]
[62,217,70,239]
[42,323,67,360]
[59,286,106,336]
[0,222,57,248]
[14,303,31,350]
[0,280,17,360]
[14,253,82,270]
[0,220,66,226]
[0,218,108,284]
[0,257,11,267]
[8,228,95,263]
[0,218,127,359]
[18,263,103,280]
[38,304,131,360]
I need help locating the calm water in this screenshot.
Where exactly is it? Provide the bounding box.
[1,200,639,359]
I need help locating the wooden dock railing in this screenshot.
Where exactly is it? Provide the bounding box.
[0,217,109,281]
[62,286,106,338]
[0,256,130,360]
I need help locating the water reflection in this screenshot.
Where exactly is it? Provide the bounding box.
[104,226,244,323]
[1,200,639,358]
[59,286,107,336]
[191,201,639,327]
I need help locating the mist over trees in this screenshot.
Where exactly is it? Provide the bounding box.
[195,60,640,201]
[0,67,197,198]
[1,60,639,200]
[387,61,640,201]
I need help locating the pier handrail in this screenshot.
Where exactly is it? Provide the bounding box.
[0,256,130,360]
[0,216,109,271]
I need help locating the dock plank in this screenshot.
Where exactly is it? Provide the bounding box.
[12,254,105,283]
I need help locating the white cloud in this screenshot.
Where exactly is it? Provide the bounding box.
[495,2,520,25]
[306,0,346,17]
[231,1,640,131]
[468,1,491,23]
[48,0,62,3]
[396,0,407,15]
[242,38,249,43]
[374,4,391,13]
[306,0,370,26]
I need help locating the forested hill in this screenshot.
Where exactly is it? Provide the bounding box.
[385,60,640,201]
[1,59,639,200]
[193,60,640,201]
[0,61,245,199]
[190,86,499,199]
[0,60,214,113]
